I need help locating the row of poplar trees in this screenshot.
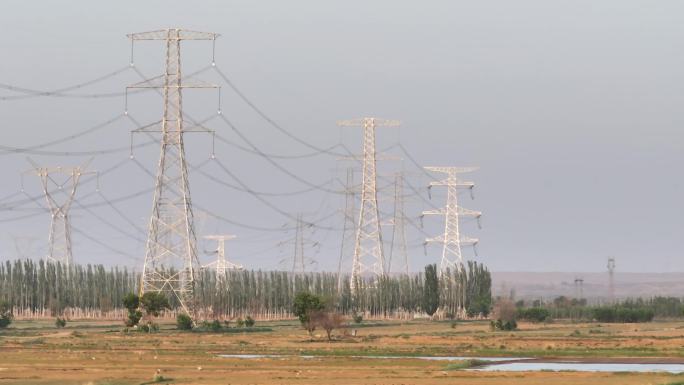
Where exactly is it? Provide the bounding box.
[0,259,491,319]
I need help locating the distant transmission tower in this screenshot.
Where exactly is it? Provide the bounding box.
[26,162,94,267]
[203,235,242,282]
[337,167,356,292]
[338,117,399,292]
[129,29,219,316]
[423,167,481,275]
[574,277,584,299]
[280,213,318,274]
[388,172,409,275]
[607,257,616,302]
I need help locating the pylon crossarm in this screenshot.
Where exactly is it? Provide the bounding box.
[425,235,446,243]
[128,29,219,41]
[429,180,475,188]
[458,207,481,217]
[337,118,401,127]
[424,166,479,174]
[422,209,445,216]
[459,236,479,245]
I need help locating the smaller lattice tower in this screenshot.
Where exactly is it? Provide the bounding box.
[337,167,357,292]
[388,172,409,275]
[279,214,318,274]
[607,257,616,302]
[25,162,94,267]
[422,167,481,275]
[203,235,242,283]
[574,277,584,299]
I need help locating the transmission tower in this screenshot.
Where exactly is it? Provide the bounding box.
[337,167,357,292]
[574,277,584,299]
[203,235,242,282]
[388,172,409,275]
[280,213,319,274]
[129,29,219,317]
[338,117,399,292]
[607,257,616,302]
[25,162,94,267]
[422,167,481,275]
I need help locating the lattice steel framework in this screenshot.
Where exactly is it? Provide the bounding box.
[337,167,356,292]
[388,172,409,275]
[27,163,94,267]
[338,118,399,292]
[607,257,616,302]
[423,167,481,275]
[203,235,242,282]
[129,28,219,316]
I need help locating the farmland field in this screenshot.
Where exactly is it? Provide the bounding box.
[3,319,684,384]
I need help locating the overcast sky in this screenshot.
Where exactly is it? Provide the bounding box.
[0,0,682,273]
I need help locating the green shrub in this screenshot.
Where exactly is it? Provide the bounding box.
[122,293,142,327]
[140,292,170,317]
[592,306,654,323]
[125,310,143,327]
[208,319,222,332]
[55,317,67,328]
[176,314,193,330]
[0,301,13,329]
[490,319,517,331]
[139,323,159,333]
[352,313,363,324]
[236,318,245,328]
[244,316,255,327]
[518,307,550,323]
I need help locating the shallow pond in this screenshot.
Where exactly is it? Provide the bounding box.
[219,354,684,373]
[472,362,684,373]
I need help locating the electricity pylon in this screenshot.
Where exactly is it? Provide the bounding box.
[422,167,481,275]
[129,29,219,317]
[574,277,584,299]
[607,257,616,302]
[337,167,357,292]
[279,213,319,274]
[203,235,242,283]
[388,172,409,275]
[25,162,94,267]
[338,117,399,292]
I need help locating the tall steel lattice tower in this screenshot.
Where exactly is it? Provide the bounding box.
[26,163,94,267]
[607,257,616,302]
[203,235,242,282]
[337,167,356,292]
[338,117,399,292]
[388,172,409,275]
[423,167,481,275]
[129,29,219,316]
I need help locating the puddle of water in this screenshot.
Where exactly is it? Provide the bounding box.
[472,362,684,373]
[218,354,684,373]
[365,356,528,362]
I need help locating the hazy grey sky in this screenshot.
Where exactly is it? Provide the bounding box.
[0,0,682,273]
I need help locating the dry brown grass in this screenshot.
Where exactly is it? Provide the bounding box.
[1,319,684,384]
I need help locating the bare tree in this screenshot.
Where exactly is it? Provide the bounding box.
[310,311,347,341]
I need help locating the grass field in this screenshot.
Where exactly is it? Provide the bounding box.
[3,318,684,384]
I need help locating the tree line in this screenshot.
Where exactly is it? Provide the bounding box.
[0,259,492,319]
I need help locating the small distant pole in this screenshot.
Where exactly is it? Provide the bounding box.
[607,257,616,302]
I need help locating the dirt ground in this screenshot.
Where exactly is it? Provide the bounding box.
[2,318,684,384]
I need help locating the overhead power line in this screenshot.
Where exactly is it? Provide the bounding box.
[0,66,142,100]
